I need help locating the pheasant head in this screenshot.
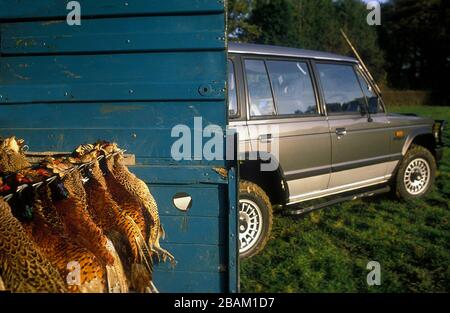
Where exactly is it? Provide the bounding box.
[0,136,22,154]
[0,137,31,173]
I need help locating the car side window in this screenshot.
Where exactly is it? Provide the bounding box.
[317,63,366,115]
[266,60,318,116]
[228,59,239,118]
[356,70,384,114]
[244,59,276,117]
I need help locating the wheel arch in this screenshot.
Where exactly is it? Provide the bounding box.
[238,152,289,206]
[402,128,437,159]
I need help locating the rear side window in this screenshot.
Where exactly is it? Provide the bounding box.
[244,59,276,117]
[228,59,239,118]
[317,63,366,115]
[266,60,318,116]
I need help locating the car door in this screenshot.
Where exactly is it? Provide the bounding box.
[243,57,331,203]
[315,62,392,192]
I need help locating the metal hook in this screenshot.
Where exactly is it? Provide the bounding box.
[3,194,13,202]
[16,184,29,193]
[46,176,58,184]
[32,182,43,189]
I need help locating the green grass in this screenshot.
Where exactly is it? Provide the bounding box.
[241,106,450,293]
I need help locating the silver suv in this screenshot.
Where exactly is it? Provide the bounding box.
[228,43,445,258]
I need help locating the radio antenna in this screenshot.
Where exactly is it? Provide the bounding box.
[340,29,382,96]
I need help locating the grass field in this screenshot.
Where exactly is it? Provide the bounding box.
[240,106,450,293]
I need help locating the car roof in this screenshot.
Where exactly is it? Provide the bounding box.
[228,42,358,63]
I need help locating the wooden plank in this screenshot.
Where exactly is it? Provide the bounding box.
[0,102,226,129]
[1,14,225,55]
[0,0,224,21]
[153,244,226,273]
[132,167,227,184]
[0,129,227,163]
[227,166,239,293]
[151,185,226,217]
[0,51,226,103]
[159,216,225,245]
[153,271,225,293]
[25,151,136,166]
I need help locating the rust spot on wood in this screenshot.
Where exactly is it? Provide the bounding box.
[62,70,82,79]
[41,20,64,26]
[100,104,143,115]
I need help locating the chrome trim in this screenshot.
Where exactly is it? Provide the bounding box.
[288,175,391,205]
[228,43,358,63]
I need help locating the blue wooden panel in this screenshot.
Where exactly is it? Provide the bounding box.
[0,51,226,103]
[150,185,226,217]
[159,216,225,245]
[0,0,224,20]
[1,15,225,54]
[227,167,239,293]
[153,271,225,293]
[133,167,227,184]
[0,129,227,163]
[0,0,236,293]
[154,244,225,273]
[0,102,226,129]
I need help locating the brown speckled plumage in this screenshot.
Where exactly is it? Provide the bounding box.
[0,198,67,293]
[0,139,107,293]
[0,137,31,173]
[44,159,115,267]
[73,148,154,292]
[23,180,107,293]
[100,144,174,263]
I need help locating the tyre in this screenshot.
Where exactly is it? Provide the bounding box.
[238,180,273,259]
[395,144,436,200]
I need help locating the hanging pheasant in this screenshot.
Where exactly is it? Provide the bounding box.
[0,197,67,293]
[0,137,30,173]
[0,138,111,292]
[97,142,174,264]
[73,144,157,292]
[42,158,115,266]
[42,157,128,292]
[1,169,110,293]
[0,137,127,292]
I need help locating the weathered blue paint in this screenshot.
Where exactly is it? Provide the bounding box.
[0,0,225,20]
[227,166,239,293]
[0,52,226,103]
[2,15,225,54]
[0,0,238,293]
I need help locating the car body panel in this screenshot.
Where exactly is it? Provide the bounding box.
[246,116,332,200]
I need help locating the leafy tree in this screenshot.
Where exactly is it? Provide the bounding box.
[226,0,385,80]
[379,0,449,104]
[250,0,296,46]
[290,0,341,52]
[334,0,385,81]
[227,0,261,42]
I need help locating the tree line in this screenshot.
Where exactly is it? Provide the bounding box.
[227,0,449,105]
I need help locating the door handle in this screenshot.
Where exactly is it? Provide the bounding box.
[259,134,272,143]
[336,128,347,138]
